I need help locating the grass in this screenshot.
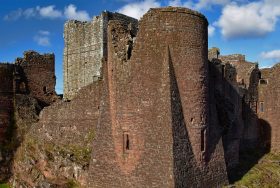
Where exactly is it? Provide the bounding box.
[66,180,80,188]
[0,183,10,188]
[233,152,280,187]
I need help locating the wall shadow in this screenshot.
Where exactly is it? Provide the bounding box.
[228,119,271,183]
[169,50,199,187]
[209,59,272,184]
[0,94,18,183]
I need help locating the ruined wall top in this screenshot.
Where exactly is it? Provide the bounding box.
[63,10,137,100]
[208,47,220,60]
[144,7,208,22]
[15,50,54,66]
[0,63,14,68]
[64,11,138,27]
[209,48,259,89]
[220,54,246,62]
[260,63,280,79]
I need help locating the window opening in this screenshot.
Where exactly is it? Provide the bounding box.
[43,86,47,94]
[259,79,268,85]
[201,129,206,152]
[123,132,130,152]
[260,102,264,112]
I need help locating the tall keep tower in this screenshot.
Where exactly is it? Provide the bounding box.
[89,7,228,187]
[63,11,137,100]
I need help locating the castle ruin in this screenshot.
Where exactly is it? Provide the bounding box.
[0,51,57,142]
[63,11,137,100]
[0,6,280,188]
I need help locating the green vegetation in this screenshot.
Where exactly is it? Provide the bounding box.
[233,152,280,187]
[66,180,80,188]
[0,183,10,188]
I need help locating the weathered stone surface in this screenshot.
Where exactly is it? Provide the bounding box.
[258,64,280,152]
[63,11,138,100]
[15,51,57,106]
[1,6,280,188]
[0,63,14,143]
[0,51,58,182]
[89,7,228,187]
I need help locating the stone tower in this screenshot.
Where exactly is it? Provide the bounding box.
[89,7,227,187]
[63,11,137,100]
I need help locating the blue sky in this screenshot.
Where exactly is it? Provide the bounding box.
[1,0,280,94]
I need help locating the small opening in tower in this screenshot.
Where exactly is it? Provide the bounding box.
[259,79,268,85]
[123,132,130,152]
[43,86,47,94]
[201,129,206,152]
[126,134,130,150]
[260,102,264,112]
[127,42,133,60]
[190,118,194,124]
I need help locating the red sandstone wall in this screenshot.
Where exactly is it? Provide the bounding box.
[89,7,228,187]
[258,65,280,152]
[0,64,14,142]
[15,51,56,105]
[217,55,260,149]
[36,82,102,147]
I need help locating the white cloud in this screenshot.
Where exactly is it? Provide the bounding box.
[261,50,280,60]
[118,0,160,19]
[34,30,51,46]
[23,8,37,18]
[169,0,183,6]
[37,5,63,19]
[64,4,90,21]
[168,0,193,8]
[3,4,90,21]
[39,30,50,35]
[168,0,233,10]
[216,0,280,39]
[34,36,50,46]
[208,25,215,37]
[195,0,230,10]
[4,9,23,21]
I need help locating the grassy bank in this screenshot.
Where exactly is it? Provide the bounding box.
[233,152,280,187]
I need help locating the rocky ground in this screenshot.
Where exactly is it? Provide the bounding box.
[0,94,92,188]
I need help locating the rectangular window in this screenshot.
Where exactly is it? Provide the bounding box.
[259,79,268,85]
[123,132,130,153]
[201,129,206,152]
[260,102,264,112]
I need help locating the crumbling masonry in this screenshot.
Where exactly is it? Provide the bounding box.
[0,51,57,143]
[2,6,280,188]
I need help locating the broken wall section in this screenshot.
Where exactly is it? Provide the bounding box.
[258,64,280,152]
[63,11,137,100]
[90,7,228,188]
[15,51,57,106]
